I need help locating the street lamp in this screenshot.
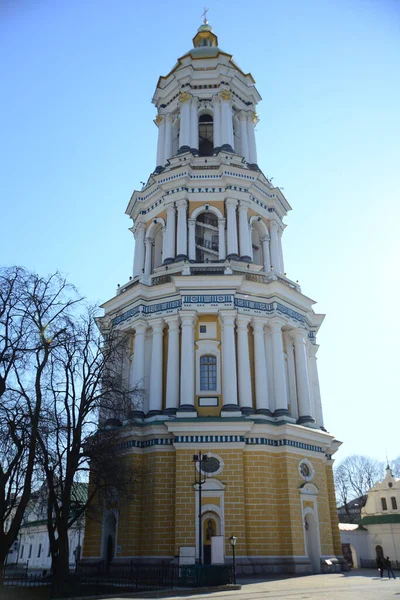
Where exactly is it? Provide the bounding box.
[229,535,237,584]
[193,452,208,565]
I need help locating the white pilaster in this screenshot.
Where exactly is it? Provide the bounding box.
[247,112,258,164]
[278,226,285,274]
[225,198,238,258]
[218,218,226,260]
[261,234,271,273]
[180,311,196,408]
[148,319,164,414]
[132,222,146,278]
[165,315,180,413]
[219,311,238,407]
[130,321,148,392]
[264,328,275,413]
[283,331,298,420]
[144,236,152,276]
[164,114,173,163]
[236,315,253,412]
[212,95,221,148]
[190,97,199,151]
[176,199,188,259]
[308,343,324,428]
[188,218,196,261]
[219,91,234,149]
[178,92,192,150]
[268,318,289,415]
[292,329,314,424]
[238,200,251,260]
[269,220,281,273]
[164,203,176,263]
[239,111,249,161]
[252,318,271,414]
[155,115,166,167]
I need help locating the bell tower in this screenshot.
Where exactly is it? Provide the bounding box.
[84,19,342,576]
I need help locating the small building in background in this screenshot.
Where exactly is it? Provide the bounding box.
[339,466,400,568]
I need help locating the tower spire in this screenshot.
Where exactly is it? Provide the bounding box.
[201,7,209,24]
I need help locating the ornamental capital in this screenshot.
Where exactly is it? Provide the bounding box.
[155,114,163,125]
[291,328,308,343]
[251,111,259,124]
[219,89,232,102]
[179,91,192,103]
[268,317,286,333]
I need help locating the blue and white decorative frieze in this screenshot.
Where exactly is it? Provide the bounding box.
[175,435,243,444]
[117,438,174,450]
[182,295,234,308]
[235,298,274,313]
[276,303,306,323]
[246,438,323,453]
[112,299,181,326]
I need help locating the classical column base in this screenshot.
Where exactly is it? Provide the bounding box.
[220,144,235,153]
[241,406,255,415]
[163,257,175,265]
[126,410,145,420]
[226,253,240,261]
[154,165,165,174]
[164,407,177,416]
[220,404,242,418]
[240,255,252,262]
[177,145,191,155]
[297,415,316,426]
[176,404,197,413]
[103,418,122,429]
[175,254,188,262]
[256,408,273,417]
[274,408,290,417]
[190,147,199,155]
[247,163,261,172]
[146,409,163,417]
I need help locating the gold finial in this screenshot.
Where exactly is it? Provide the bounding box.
[201,7,209,24]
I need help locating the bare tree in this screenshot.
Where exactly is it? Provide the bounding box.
[390,457,400,478]
[0,267,79,574]
[334,454,385,509]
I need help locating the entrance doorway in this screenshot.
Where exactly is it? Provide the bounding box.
[102,512,117,569]
[304,512,320,573]
[202,514,218,565]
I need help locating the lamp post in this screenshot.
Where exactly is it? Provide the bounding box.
[229,535,237,584]
[193,452,208,565]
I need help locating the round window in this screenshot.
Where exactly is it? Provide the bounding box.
[299,459,314,482]
[201,457,220,475]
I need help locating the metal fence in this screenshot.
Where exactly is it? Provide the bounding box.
[1,562,233,598]
[360,558,400,570]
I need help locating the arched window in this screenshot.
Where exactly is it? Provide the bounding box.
[195,212,219,262]
[200,355,217,391]
[199,114,213,156]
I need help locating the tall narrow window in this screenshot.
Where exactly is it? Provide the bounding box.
[28,544,32,559]
[37,543,42,558]
[381,497,387,511]
[199,114,213,156]
[200,355,217,391]
[20,545,24,559]
[195,212,219,262]
[391,497,397,510]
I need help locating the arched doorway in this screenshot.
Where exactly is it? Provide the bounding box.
[304,511,320,573]
[102,512,117,570]
[202,512,220,565]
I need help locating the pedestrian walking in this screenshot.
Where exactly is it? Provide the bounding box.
[376,555,384,577]
[385,556,396,579]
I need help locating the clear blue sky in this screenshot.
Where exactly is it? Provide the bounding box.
[1,0,399,464]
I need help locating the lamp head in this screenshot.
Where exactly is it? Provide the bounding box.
[229,535,237,547]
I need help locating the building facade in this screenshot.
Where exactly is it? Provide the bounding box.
[83,20,342,575]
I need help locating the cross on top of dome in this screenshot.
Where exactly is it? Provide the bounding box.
[193,9,218,48]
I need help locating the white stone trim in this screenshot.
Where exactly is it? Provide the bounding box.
[195,339,221,396]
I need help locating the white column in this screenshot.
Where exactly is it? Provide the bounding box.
[164,114,173,163]
[180,311,196,408]
[165,315,180,413]
[292,329,314,424]
[178,92,192,150]
[132,222,146,278]
[176,199,188,259]
[225,198,238,258]
[155,115,166,167]
[236,315,253,412]
[269,220,281,273]
[144,236,152,276]
[148,319,164,414]
[248,224,254,262]
[220,91,234,150]
[239,112,249,161]
[284,331,298,420]
[261,235,271,273]
[164,203,176,263]
[238,200,251,260]
[188,218,196,261]
[268,318,289,415]
[130,321,147,392]
[212,95,221,148]
[161,226,167,265]
[308,343,324,428]
[190,97,199,151]
[278,226,285,274]
[218,218,226,260]
[264,328,275,413]
[247,112,258,164]
[219,311,238,407]
[251,318,271,414]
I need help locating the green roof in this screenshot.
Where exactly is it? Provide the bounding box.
[360,514,400,525]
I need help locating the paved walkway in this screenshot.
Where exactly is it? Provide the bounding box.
[110,569,399,600]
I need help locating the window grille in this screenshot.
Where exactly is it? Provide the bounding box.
[391,497,397,510]
[381,497,388,511]
[200,355,217,391]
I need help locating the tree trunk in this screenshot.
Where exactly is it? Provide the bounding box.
[51,531,70,582]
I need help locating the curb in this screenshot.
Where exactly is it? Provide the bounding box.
[58,584,242,600]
